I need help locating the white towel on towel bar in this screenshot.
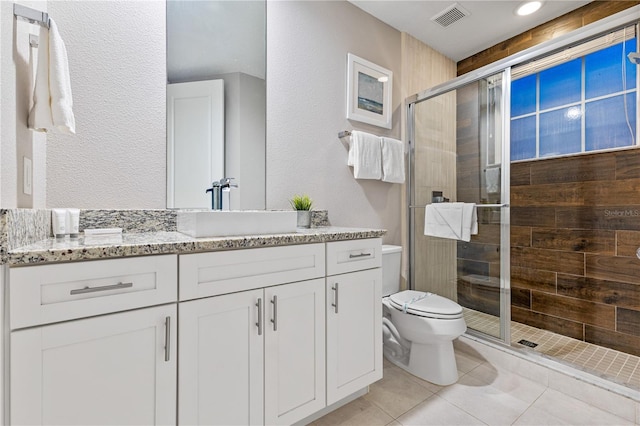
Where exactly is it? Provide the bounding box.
[28,18,76,134]
[348,131,382,179]
[381,137,405,183]
[424,202,478,242]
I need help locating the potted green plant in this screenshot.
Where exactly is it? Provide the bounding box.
[289,194,313,228]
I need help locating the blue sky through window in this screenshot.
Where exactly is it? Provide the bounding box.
[510,37,637,161]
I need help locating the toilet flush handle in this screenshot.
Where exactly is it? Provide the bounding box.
[331,283,339,314]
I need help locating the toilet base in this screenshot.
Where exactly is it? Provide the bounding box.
[384,340,459,386]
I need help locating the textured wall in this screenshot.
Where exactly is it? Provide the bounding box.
[45,1,166,208]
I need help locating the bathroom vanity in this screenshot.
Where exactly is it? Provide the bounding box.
[3,223,384,425]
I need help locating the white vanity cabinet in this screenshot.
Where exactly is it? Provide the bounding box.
[5,235,384,425]
[179,289,265,425]
[325,238,383,405]
[178,244,326,426]
[263,278,326,425]
[8,255,178,426]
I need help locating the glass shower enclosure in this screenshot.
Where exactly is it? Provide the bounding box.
[406,13,640,392]
[407,71,511,343]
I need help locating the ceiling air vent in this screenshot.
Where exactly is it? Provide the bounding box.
[431,3,470,28]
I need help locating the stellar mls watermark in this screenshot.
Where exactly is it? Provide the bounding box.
[604,209,640,217]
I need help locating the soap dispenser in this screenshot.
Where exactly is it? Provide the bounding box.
[220,178,238,211]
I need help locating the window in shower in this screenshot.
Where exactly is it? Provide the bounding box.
[510,27,638,161]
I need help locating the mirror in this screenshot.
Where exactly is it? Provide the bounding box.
[166,0,266,210]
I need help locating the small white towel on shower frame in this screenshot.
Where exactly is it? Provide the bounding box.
[424,202,478,242]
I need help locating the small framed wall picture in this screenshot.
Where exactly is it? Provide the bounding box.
[346,53,393,129]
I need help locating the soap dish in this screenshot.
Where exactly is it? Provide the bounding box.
[83,228,123,245]
[84,228,123,236]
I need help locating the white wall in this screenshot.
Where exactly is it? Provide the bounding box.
[224,72,266,210]
[267,1,403,243]
[45,1,166,208]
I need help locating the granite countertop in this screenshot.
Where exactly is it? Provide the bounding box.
[7,227,387,266]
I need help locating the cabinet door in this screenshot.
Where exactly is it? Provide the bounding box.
[179,289,264,426]
[11,304,177,426]
[326,268,382,405]
[264,279,326,425]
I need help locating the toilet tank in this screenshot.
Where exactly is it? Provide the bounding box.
[382,245,402,296]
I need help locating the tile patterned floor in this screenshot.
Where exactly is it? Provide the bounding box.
[312,349,637,426]
[463,308,640,392]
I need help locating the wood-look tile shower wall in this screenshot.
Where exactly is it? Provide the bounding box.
[511,153,640,357]
[455,0,640,358]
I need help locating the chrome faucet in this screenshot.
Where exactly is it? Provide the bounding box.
[206,178,238,210]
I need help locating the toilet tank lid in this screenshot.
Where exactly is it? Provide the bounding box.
[382,245,402,254]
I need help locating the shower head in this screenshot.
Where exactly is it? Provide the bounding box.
[628,52,640,65]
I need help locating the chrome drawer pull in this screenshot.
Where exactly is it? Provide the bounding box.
[256,298,263,336]
[164,316,171,362]
[349,252,371,259]
[271,296,278,331]
[70,282,133,295]
[331,283,339,314]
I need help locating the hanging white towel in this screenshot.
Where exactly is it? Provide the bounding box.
[348,130,382,179]
[424,202,478,242]
[381,137,405,183]
[28,18,76,134]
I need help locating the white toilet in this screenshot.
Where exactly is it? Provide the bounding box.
[381,245,467,386]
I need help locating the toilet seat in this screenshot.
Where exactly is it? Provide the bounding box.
[388,290,463,319]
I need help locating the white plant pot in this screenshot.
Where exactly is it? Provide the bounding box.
[296,210,311,228]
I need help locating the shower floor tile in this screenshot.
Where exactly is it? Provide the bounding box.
[463,308,640,392]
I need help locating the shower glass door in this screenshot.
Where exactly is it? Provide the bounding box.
[408,71,511,342]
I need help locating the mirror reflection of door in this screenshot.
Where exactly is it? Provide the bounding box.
[166,0,266,210]
[167,80,224,209]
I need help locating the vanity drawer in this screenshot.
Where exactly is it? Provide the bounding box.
[9,255,178,329]
[326,238,382,276]
[179,243,325,300]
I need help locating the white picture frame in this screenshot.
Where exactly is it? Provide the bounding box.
[346,53,393,129]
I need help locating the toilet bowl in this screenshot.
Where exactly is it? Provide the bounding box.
[381,245,467,386]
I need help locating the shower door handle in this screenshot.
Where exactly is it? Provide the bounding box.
[331,283,339,314]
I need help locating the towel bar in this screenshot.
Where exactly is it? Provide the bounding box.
[409,204,508,208]
[338,130,352,138]
[13,3,50,29]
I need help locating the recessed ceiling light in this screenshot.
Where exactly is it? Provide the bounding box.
[516,1,543,16]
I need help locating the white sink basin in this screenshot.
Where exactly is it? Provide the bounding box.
[177,210,299,238]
